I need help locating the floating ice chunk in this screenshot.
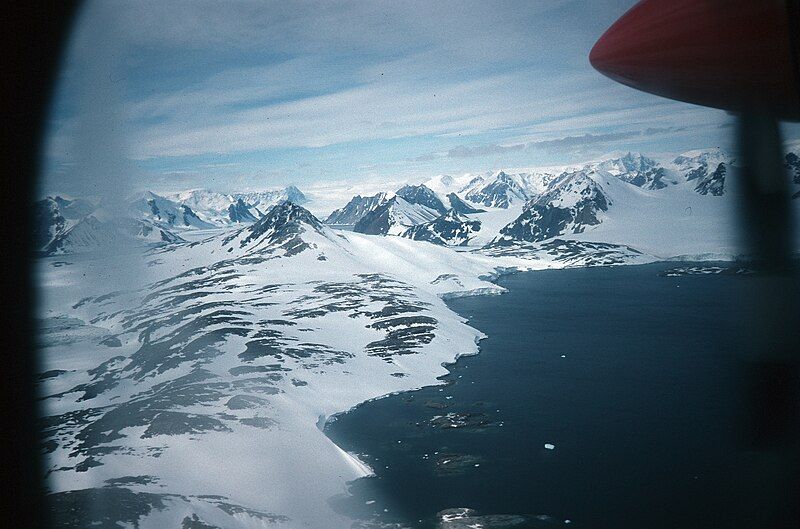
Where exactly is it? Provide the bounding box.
[544,443,555,450]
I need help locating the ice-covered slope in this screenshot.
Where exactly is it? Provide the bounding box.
[43,215,122,255]
[43,214,185,255]
[53,196,97,219]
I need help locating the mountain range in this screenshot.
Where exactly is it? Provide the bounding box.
[35,149,800,259]
[34,186,307,255]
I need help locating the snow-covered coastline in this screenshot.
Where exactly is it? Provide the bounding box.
[36,216,562,528]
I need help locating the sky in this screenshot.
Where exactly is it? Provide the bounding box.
[43,0,753,198]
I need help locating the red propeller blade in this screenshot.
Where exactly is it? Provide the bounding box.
[590,0,800,121]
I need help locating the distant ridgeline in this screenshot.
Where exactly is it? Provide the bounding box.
[35,149,800,256]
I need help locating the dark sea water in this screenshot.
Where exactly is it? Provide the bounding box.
[325,263,796,529]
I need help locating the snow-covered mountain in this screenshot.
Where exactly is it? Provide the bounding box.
[218,200,328,257]
[165,186,307,225]
[424,173,476,197]
[40,148,800,258]
[234,185,308,210]
[592,152,672,190]
[353,195,441,235]
[401,209,482,246]
[38,201,538,528]
[669,148,732,196]
[447,192,485,214]
[34,197,68,251]
[329,184,447,233]
[395,184,449,215]
[227,197,259,223]
[42,215,121,255]
[673,148,730,174]
[166,188,237,224]
[693,163,727,196]
[491,169,610,245]
[42,214,185,255]
[325,192,387,226]
[464,171,531,208]
[52,196,96,220]
[316,148,800,255]
[130,191,216,230]
[34,195,185,255]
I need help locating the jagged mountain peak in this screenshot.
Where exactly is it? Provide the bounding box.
[592,153,669,190]
[325,192,387,225]
[400,208,481,246]
[490,169,609,246]
[212,201,330,258]
[129,191,216,230]
[464,170,530,208]
[353,195,441,235]
[254,200,322,231]
[228,198,259,223]
[619,151,657,171]
[395,184,448,215]
[694,163,726,196]
[447,193,484,214]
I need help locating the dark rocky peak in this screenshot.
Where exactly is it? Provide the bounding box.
[228,198,258,223]
[325,192,387,225]
[401,209,481,246]
[694,163,726,196]
[249,201,322,235]
[447,193,484,214]
[395,184,448,215]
